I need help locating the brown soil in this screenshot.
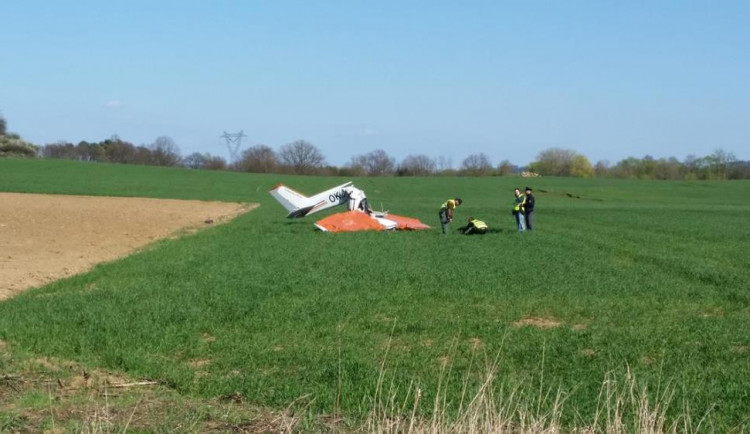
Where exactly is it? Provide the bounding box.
[469,337,483,350]
[0,193,256,300]
[188,358,212,368]
[512,316,563,329]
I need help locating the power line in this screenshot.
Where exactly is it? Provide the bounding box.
[220,130,247,163]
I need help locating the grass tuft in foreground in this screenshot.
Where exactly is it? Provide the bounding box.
[363,337,719,434]
[1,339,723,433]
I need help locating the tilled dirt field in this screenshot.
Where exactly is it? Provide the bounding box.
[0,193,256,300]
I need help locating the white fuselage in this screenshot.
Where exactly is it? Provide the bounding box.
[270,181,367,218]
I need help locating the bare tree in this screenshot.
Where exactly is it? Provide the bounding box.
[436,155,453,171]
[460,153,493,176]
[184,152,227,170]
[77,141,105,162]
[41,141,77,159]
[235,145,278,173]
[653,157,683,180]
[134,146,154,165]
[150,136,182,166]
[497,159,516,176]
[204,155,227,170]
[594,160,610,177]
[184,152,208,169]
[279,140,326,174]
[728,160,750,180]
[397,154,435,176]
[349,149,395,176]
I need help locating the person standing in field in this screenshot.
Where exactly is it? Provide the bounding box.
[459,217,488,235]
[512,188,526,232]
[439,198,462,234]
[523,186,535,231]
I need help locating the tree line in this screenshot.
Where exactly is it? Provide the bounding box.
[2,112,748,180]
[529,147,750,180]
[34,138,526,177]
[40,136,184,167]
[36,139,750,180]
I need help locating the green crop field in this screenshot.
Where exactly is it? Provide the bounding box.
[1,158,749,431]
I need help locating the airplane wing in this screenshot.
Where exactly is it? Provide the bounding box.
[381,213,431,230]
[286,205,316,218]
[314,211,385,232]
[314,211,431,232]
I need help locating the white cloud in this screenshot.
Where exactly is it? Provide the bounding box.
[104,100,123,109]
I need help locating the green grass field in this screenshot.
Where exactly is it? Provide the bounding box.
[1,158,749,431]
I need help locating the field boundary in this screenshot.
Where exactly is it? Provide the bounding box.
[0,192,258,300]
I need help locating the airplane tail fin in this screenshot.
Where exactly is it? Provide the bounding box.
[269,183,309,214]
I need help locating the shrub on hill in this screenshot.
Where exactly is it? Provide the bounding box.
[0,133,37,158]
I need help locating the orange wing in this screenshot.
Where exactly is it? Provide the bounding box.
[383,214,431,230]
[314,211,385,233]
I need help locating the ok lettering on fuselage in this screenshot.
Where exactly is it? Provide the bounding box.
[328,189,347,203]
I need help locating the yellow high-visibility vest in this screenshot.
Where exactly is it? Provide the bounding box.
[441,199,456,210]
[470,219,488,229]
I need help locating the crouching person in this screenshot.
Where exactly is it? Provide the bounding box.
[460,217,488,235]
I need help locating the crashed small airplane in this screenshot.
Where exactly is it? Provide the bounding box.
[269,181,431,232]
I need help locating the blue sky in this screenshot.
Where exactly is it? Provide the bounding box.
[1,1,748,166]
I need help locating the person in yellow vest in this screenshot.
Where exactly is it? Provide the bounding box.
[459,217,488,235]
[438,198,462,234]
[512,188,526,232]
